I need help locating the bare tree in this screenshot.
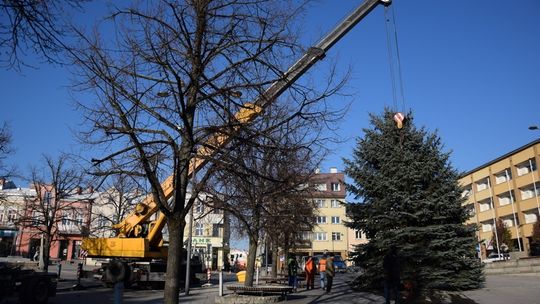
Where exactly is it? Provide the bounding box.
[71,1,345,301]
[90,175,144,237]
[203,103,324,286]
[0,0,87,69]
[0,122,14,178]
[265,193,316,265]
[16,154,89,271]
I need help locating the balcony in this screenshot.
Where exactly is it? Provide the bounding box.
[295,239,312,249]
[58,225,88,235]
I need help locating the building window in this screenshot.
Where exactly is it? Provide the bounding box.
[195,223,204,236]
[355,230,365,239]
[481,221,493,232]
[195,201,204,213]
[478,198,493,212]
[330,200,340,208]
[520,183,540,200]
[316,216,327,224]
[31,210,39,226]
[61,212,70,226]
[44,191,52,205]
[75,213,83,226]
[497,191,514,207]
[331,216,340,224]
[516,159,537,176]
[502,216,517,227]
[495,169,511,185]
[315,199,325,208]
[524,211,538,224]
[300,231,311,240]
[331,183,341,191]
[331,232,341,241]
[7,209,17,223]
[475,178,489,191]
[315,184,327,191]
[315,232,327,241]
[461,185,472,198]
[212,224,222,237]
[98,215,108,227]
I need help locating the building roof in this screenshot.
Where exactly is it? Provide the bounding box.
[310,172,346,199]
[461,138,540,177]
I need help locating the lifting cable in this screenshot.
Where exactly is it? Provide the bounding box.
[384,4,407,127]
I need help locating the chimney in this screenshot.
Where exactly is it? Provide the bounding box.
[87,186,94,193]
[0,177,5,189]
[315,168,320,174]
[76,186,83,194]
[329,167,338,174]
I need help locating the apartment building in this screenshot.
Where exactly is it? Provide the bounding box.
[0,179,26,256]
[181,192,230,271]
[0,182,96,261]
[296,168,350,259]
[460,139,540,257]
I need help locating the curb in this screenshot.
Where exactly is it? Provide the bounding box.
[56,282,102,292]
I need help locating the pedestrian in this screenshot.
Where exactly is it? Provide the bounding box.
[33,246,40,262]
[383,246,401,304]
[325,253,335,293]
[304,256,316,290]
[500,243,509,260]
[318,253,327,290]
[287,254,298,292]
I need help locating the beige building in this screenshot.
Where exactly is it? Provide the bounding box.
[460,139,540,257]
[347,227,368,259]
[296,168,350,260]
[182,192,230,271]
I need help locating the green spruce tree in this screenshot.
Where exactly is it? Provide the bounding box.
[344,108,483,291]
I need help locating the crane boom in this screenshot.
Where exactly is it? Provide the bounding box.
[82,0,390,259]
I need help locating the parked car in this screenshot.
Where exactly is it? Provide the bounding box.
[333,255,346,273]
[484,252,509,263]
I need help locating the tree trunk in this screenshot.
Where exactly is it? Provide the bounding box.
[164,216,185,304]
[42,235,51,272]
[244,235,259,287]
[271,242,278,278]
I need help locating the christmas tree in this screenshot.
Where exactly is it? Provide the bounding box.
[344,108,483,291]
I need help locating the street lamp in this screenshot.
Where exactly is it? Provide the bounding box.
[528,125,539,130]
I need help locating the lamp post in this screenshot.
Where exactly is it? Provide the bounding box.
[528,125,539,131]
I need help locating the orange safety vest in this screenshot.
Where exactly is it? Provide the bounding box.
[305,258,315,274]
[319,258,327,272]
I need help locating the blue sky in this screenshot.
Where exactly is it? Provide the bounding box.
[304,0,540,177]
[1,1,539,247]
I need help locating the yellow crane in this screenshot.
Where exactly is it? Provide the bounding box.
[82,0,391,285]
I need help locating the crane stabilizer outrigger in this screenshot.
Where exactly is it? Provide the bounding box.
[82,0,390,264]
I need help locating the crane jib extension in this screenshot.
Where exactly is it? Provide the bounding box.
[82,0,391,259]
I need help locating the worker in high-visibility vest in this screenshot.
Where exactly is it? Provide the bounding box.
[304,256,316,290]
[318,253,327,289]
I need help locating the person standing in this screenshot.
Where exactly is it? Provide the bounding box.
[287,255,298,292]
[383,246,401,304]
[325,254,335,293]
[33,246,40,262]
[318,254,327,290]
[304,256,316,290]
[500,243,510,260]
